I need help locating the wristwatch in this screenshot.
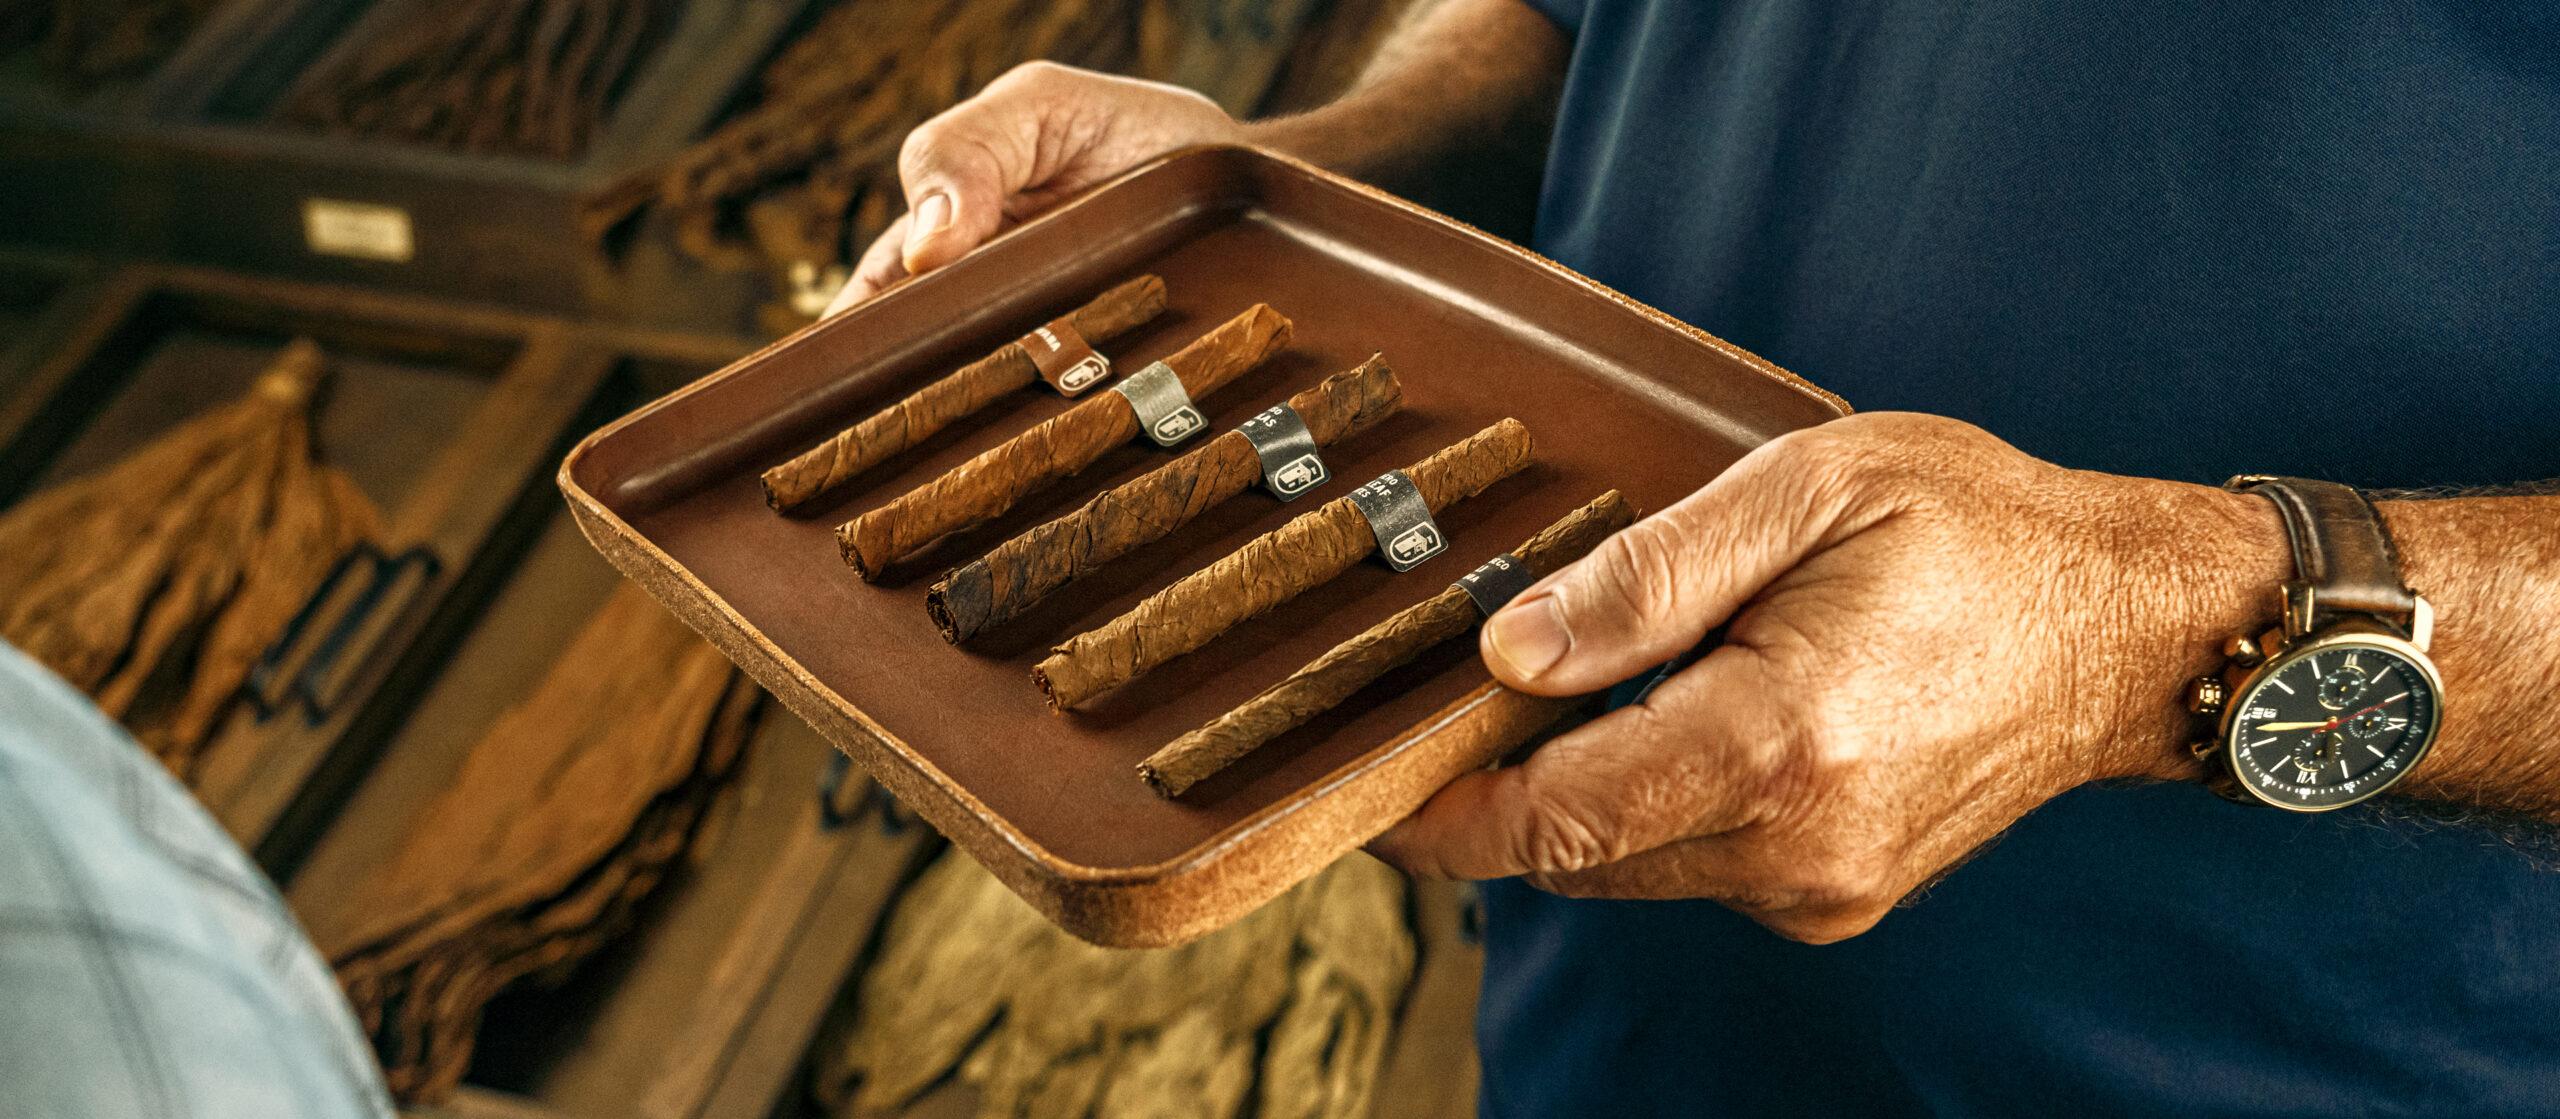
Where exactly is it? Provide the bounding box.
[2183,475,2445,811]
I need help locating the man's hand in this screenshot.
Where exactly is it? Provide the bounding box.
[1372,413,2292,943]
[823,0,1566,316]
[827,63,1245,313]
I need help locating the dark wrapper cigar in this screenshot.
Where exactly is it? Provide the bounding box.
[1034,418,1533,711]
[927,356,1405,644]
[762,275,1169,512]
[837,304,1293,580]
[1139,490,1636,796]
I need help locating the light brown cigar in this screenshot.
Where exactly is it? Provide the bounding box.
[926,356,1404,644]
[762,275,1168,512]
[836,304,1292,580]
[1139,491,1635,796]
[1033,419,1533,711]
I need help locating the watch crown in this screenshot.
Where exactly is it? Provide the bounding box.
[2222,635,2263,666]
[2185,676,2227,716]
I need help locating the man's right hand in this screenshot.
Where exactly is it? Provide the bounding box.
[828,62,1245,314]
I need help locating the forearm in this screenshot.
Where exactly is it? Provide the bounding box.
[1244,0,1566,190]
[2375,491,2560,816]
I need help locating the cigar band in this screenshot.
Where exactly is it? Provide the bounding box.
[1020,318,1112,395]
[1454,553,1539,615]
[1348,470,1446,572]
[1111,361,1207,447]
[1235,404,1329,500]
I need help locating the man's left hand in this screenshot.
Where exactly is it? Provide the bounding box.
[1372,412,2288,942]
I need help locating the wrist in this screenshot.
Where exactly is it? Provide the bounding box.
[2089,479,2292,784]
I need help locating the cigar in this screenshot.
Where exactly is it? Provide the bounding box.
[762,275,1169,512]
[836,304,1293,580]
[926,356,1404,644]
[1033,418,1533,711]
[1138,491,1635,796]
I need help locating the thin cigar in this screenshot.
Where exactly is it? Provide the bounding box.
[1139,491,1636,797]
[1033,419,1533,711]
[926,356,1404,644]
[836,304,1292,579]
[763,275,1169,512]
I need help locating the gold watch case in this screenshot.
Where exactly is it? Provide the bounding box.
[2187,584,2446,811]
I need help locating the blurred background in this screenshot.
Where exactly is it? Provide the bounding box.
[0,1,1490,1117]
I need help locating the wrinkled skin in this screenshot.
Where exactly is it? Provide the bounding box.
[1369,413,2288,943]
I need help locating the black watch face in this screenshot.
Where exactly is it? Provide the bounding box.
[2226,638,2442,810]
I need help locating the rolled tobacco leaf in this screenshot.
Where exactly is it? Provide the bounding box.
[316,583,762,1105]
[761,275,1170,513]
[0,339,382,778]
[1140,490,1636,797]
[837,304,1293,580]
[927,354,1404,644]
[1034,418,1533,712]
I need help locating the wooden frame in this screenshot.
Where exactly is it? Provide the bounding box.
[0,0,812,332]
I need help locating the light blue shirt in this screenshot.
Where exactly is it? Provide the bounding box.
[0,643,392,1118]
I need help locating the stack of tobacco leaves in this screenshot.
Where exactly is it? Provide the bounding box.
[814,849,1414,1119]
[0,0,227,89]
[314,583,763,1104]
[271,0,680,159]
[582,0,1169,271]
[0,339,381,779]
[580,0,1359,277]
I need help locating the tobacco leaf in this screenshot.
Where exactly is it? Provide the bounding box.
[315,582,763,1104]
[1140,490,1636,796]
[0,339,382,778]
[813,849,1414,1119]
[837,304,1291,580]
[1033,417,1532,711]
[929,354,1402,644]
[271,0,678,159]
[0,0,228,89]
[762,275,1170,513]
[575,0,1359,275]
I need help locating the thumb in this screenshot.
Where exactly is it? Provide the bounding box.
[1479,432,1862,695]
[894,108,1025,276]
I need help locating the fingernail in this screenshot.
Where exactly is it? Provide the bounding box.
[908,192,951,246]
[1485,594,1571,680]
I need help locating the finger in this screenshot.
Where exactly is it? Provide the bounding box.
[1369,645,1785,881]
[1527,837,1891,944]
[895,69,1057,276]
[827,213,913,316]
[1478,429,1878,696]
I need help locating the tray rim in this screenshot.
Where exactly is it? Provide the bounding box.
[558,143,1850,945]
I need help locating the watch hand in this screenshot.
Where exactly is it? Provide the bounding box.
[2255,721,2332,731]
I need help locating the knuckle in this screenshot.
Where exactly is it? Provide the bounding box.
[1576,520,1690,629]
[1512,790,1625,874]
[1768,906,1886,945]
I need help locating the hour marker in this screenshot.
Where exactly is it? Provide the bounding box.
[2382,692,2408,705]
[2308,655,2320,676]
[2385,718,2407,730]
[2343,652,2361,669]
[2366,743,2386,758]
[2248,736,2277,748]
[2337,758,2350,780]
[2270,677,2296,695]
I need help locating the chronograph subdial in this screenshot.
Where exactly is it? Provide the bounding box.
[2315,655,2375,710]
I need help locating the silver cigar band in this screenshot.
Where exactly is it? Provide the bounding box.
[1347,470,1446,572]
[1111,361,1206,447]
[1235,404,1329,500]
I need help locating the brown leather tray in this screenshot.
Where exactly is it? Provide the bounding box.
[561,145,1848,947]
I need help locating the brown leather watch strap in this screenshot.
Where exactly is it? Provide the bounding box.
[2226,475,2416,622]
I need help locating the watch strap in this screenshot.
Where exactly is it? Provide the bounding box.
[2225,475,2415,622]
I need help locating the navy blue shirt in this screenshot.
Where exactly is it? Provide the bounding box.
[1482,1,2560,1114]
